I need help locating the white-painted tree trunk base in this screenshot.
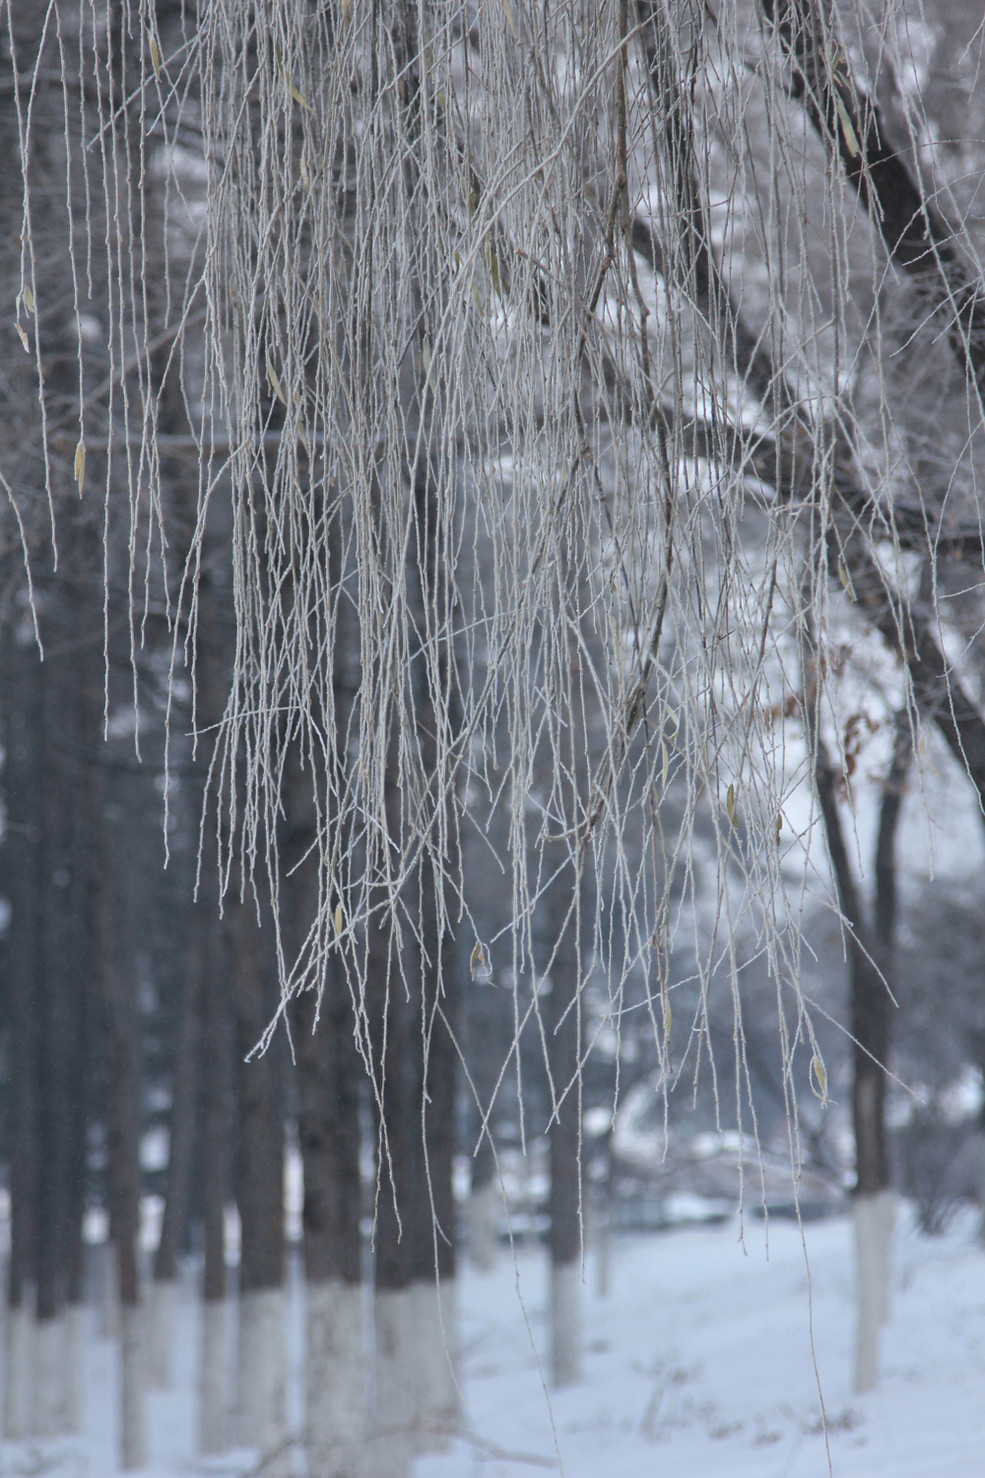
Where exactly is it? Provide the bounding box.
[372,1285,415,1478]
[4,1301,35,1440]
[305,1278,369,1478]
[467,1182,500,1273]
[853,1188,896,1395]
[34,1314,69,1436]
[550,1259,582,1388]
[62,1302,86,1433]
[406,1279,459,1453]
[148,1277,178,1390]
[594,1208,612,1300]
[237,1286,290,1477]
[98,1241,120,1341]
[199,1297,231,1456]
[120,1302,147,1471]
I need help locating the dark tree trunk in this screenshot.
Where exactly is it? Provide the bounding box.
[544,863,583,1388]
[760,0,985,392]
[197,907,233,1456]
[813,714,910,1198]
[35,609,91,1433]
[227,892,288,1469]
[0,629,43,1438]
[295,972,362,1287]
[810,696,910,1394]
[417,908,458,1287]
[149,921,204,1390]
[200,915,232,1306]
[83,654,147,1467]
[853,712,911,1195]
[280,499,363,1297]
[154,942,203,1286]
[367,728,424,1473]
[371,901,421,1304]
[546,900,582,1268]
[83,685,142,1320]
[229,898,284,1297]
[408,463,460,1295]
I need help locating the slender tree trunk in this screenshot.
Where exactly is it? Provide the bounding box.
[198,911,233,1456]
[295,969,368,1478]
[467,1135,499,1273]
[403,465,461,1449]
[229,897,289,1476]
[150,931,202,1389]
[397,884,460,1455]
[87,725,147,1471]
[34,628,89,1436]
[284,718,369,1476]
[369,870,420,1478]
[1,630,42,1440]
[852,714,910,1393]
[544,868,583,1388]
[811,700,910,1394]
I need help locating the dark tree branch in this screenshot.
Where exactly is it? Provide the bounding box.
[628,4,985,819]
[759,0,985,395]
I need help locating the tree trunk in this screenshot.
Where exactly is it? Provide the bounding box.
[34,615,92,1438]
[83,653,146,1470]
[545,870,583,1389]
[296,972,368,1478]
[852,714,910,1393]
[467,1138,500,1274]
[198,914,233,1456]
[285,757,369,1478]
[369,891,419,1478]
[402,464,461,1450]
[150,934,202,1389]
[93,835,147,1468]
[0,630,42,1440]
[812,703,910,1395]
[229,897,289,1475]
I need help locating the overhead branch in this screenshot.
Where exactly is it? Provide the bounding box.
[759,0,985,396]
[631,2,985,814]
[634,2,802,426]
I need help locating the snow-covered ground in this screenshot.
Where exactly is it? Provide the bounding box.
[3,1205,983,1477]
[426,1208,985,1478]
